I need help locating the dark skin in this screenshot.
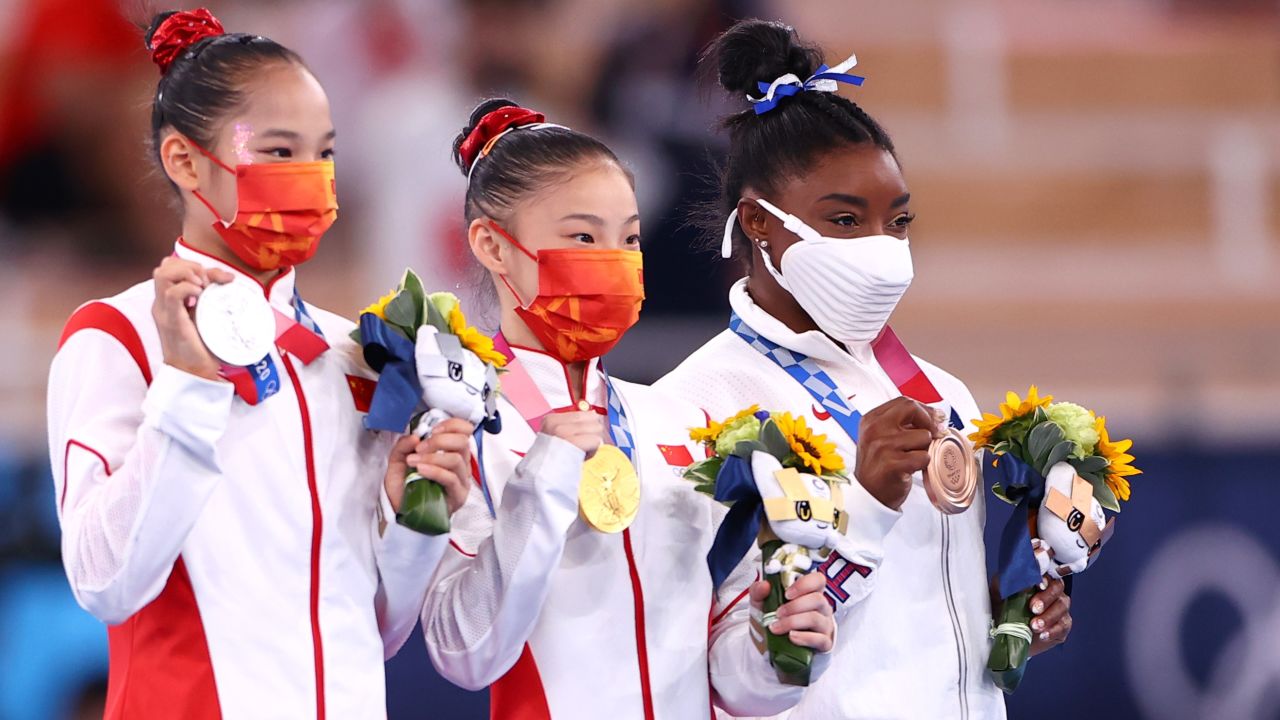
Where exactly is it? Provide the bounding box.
[736,143,1070,655]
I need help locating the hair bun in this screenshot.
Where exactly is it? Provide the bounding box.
[453,98,546,174]
[704,19,822,98]
[146,8,226,75]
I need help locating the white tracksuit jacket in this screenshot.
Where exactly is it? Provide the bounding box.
[47,241,446,720]
[656,279,1007,720]
[422,343,829,719]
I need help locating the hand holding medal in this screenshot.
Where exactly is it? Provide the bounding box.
[150,256,240,381]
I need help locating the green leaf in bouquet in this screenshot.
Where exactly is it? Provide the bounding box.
[383,289,418,331]
[692,482,717,497]
[991,483,1018,506]
[683,455,724,485]
[733,439,766,459]
[1027,420,1066,472]
[759,419,791,461]
[1089,475,1121,512]
[401,268,427,308]
[1043,440,1076,472]
[422,294,450,334]
[1070,455,1109,475]
[349,327,362,344]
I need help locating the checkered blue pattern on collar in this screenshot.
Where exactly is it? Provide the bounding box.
[292,288,325,339]
[729,312,863,443]
[601,366,635,462]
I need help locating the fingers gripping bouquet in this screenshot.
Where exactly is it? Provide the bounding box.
[356,269,506,535]
[970,387,1140,693]
[685,407,854,686]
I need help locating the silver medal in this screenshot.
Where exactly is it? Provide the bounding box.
[194,282,276,366]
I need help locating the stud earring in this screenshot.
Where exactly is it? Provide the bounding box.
[757,239,769,249]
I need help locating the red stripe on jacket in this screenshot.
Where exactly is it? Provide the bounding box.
[60,301,222,719]
[490,644,553,720]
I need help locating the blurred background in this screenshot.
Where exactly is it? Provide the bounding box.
[2,0,1278,717]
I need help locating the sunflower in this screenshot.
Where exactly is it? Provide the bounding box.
[361,288,398,320]
[689,404,760,447]
[774,411,845,475]
[1094,415,1139,502]
[447,305,507,368]
[969,385,1054,449]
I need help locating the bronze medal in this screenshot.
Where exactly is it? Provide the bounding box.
[578,444,640,533]
[923,428,978,514]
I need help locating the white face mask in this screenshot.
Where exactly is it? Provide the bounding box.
[724,199,914,345]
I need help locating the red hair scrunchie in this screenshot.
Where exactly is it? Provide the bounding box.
[458,106,547,170]
[149,8,226,75]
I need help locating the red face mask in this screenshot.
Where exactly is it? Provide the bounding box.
[191,143,338,271]
[491,222,645,363]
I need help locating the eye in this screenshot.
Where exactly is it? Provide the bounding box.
[571,233,595,244]
[263,147,293,159]
[624,234,641,247]
[891,212,916,228]
[320,147,335,160]
[829,214,858,228]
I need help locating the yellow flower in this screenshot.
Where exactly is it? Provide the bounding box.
[362,288,398,320]
[1095,415,1139,502]
[689,421,722,445]
[447,304,507,368]
[774,411,845,475]
[969,385,1054,449]
[689,405,760,447]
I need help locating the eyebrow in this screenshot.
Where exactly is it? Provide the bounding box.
[256,128,337,141]
[816,192,912,208]
[559,213,641,225]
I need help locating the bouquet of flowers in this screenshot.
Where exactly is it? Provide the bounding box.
[970,386,1139,692]
[356,269,505,535]
[685,407,852,686]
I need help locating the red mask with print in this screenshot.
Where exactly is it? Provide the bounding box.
[191,143,338,272]
[492,222,644,363]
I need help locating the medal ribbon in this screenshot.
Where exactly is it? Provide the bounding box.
[220,287,328,405]
[490,332,637,505]
[729,312,962,441]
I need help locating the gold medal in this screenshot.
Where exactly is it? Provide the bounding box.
[923,428,978,515]
[578,445,640,533]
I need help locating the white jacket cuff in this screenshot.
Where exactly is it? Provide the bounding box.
[838,475,902,568]
[141,364,233,462]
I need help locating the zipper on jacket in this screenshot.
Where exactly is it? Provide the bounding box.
[282,354,326,720]
[940,514,969,720]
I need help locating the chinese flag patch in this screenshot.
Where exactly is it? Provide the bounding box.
[346,374,375,413]
[657,444,694,467]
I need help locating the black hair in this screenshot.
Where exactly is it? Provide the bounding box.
[451,97,631,223]
[701,19,896,262]
[145,11,304,170]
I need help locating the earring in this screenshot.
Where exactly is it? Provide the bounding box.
[756,239,769,249]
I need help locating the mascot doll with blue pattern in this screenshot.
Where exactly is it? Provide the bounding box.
[356,269,505,535]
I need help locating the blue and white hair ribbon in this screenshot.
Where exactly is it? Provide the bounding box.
[747,53,866,115]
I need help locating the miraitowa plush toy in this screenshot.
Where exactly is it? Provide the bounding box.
[356,269,505,535]
[685,408,855,686]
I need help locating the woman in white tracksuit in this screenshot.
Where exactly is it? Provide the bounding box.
[47,9,472,719]
[420,98,842,719]
[657,20,1076,719]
